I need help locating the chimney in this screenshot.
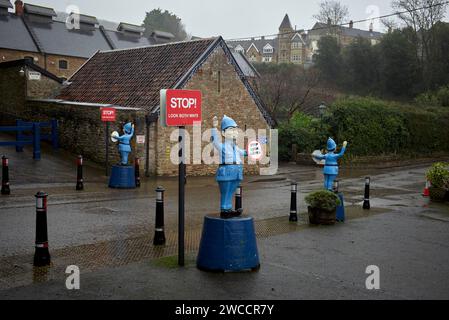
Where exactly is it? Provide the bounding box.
[349,20,353,29]
[369,22,373,32]
[261,36,265,40]
[15,0,23,16]
[327,17,331,26]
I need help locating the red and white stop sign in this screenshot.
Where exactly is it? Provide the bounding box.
[101,108,116,122]
[160,89,202,127]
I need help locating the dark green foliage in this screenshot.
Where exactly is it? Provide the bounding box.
[325,96,449,155]
[305,190,341,211]
[315,36,342,83]
[142,8,187,41]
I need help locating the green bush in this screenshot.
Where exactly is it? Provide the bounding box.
[426,162,449,189]
[278,112,324,160]
[415,85,449,107]
[305,190,341,211]
[323,96,449,156]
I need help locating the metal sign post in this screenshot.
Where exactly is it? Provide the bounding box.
[160,89,202,267]
[101,108,116,177]
[178,126,185,266]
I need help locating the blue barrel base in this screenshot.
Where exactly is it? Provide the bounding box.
[197,214,260,272]
[108,165,136,189]
[336,192,345,222]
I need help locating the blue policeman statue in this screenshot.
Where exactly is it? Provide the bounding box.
[212,115,247,219]
[114,122,134,165]
[313,138,348,190]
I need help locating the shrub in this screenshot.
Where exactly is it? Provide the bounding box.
[426,162,449,189]
[305,190,341,211]
[415,85,449,107]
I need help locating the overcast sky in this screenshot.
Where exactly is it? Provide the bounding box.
[21,0,449,39]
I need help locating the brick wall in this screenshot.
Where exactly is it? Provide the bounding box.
[153,47,271,176]
[0,49,87,79]
[18,100,147,170]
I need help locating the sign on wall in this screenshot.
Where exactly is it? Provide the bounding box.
[160,89,202,127]
[28,71,41,81]
[136,135,146,144]
[100,108,116,122]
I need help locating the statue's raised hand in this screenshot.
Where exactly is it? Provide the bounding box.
[343,141,348,148]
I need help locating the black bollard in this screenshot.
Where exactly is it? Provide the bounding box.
[333,179,339,194]
[153,186,166,245]
[235,185,242,212]
[1,156,10,195]
[76,155,84,191]
[34,191,51,266]
[135,157,141,187]
[363,177,370,210]
[289,182,298,222]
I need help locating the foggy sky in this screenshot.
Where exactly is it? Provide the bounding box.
[17,0,449,39]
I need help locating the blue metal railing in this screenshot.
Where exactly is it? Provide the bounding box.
[0,119,58,160]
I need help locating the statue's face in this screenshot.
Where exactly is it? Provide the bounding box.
[222,127,239,140]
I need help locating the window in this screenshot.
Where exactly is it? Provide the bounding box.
[235,45,244,53]
[262,56,272,63]
[59,60,68,70]
[24,56,36,63]
[291,55,301,62]
[263,45,273,54]
[217,71,221,93]
[249,55,257,62]
[291,42,301,49]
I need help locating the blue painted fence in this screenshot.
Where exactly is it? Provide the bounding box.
[0,119,58,160]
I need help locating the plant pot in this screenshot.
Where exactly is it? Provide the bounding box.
[429,186,447,202]
[308,206,336,225]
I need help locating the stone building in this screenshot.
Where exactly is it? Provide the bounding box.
[228,14,383,66]
[0,37,274,176]
[0,0,174,79]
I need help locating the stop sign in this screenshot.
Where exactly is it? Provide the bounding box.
[160,89,202,127]
[101,108,116,122]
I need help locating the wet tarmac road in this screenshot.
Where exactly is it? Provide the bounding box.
[1,138,449,298]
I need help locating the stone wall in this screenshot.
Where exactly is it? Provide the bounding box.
[0,49,87,79]
[23,100,147,169]
[153,46,271,176]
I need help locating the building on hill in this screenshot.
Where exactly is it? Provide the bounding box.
[227,14,383,66]
[308,20,384,59]
[0,0,175,79]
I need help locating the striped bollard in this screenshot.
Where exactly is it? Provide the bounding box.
[1,156,10,195]
[34,191,51,266]
[153,186,166,245]
[362,177,371,210]
[135,157,141,188]
[235,185,242,213]
[76,155,84,191]
[289,182,298,222]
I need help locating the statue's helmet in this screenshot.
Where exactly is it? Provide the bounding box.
[221,115,238,132]
[327,137,337,151]
[124,122,133,134]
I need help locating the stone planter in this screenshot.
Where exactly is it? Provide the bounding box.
[308,206,336,225]
[429,186,447,202]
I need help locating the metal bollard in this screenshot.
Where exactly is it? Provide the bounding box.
[332,179,339,194]
[235,185,242,212]
[363,177,370,210]
[1,156,10,195]
[135,157,141,187]
[289,182,298,222]
[76,155,84,191]
[34,191,51,266]
[153,186,166,245]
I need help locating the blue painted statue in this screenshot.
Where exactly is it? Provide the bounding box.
[212,115,247,219]
[112,122,134,165]
[313,138,348,190]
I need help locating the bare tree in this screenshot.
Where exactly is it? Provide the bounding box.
[251,65,323,123]
[392,0,448,86]
[313,0,349,26]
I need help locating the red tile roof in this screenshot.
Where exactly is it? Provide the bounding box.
[58,38,218,111]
